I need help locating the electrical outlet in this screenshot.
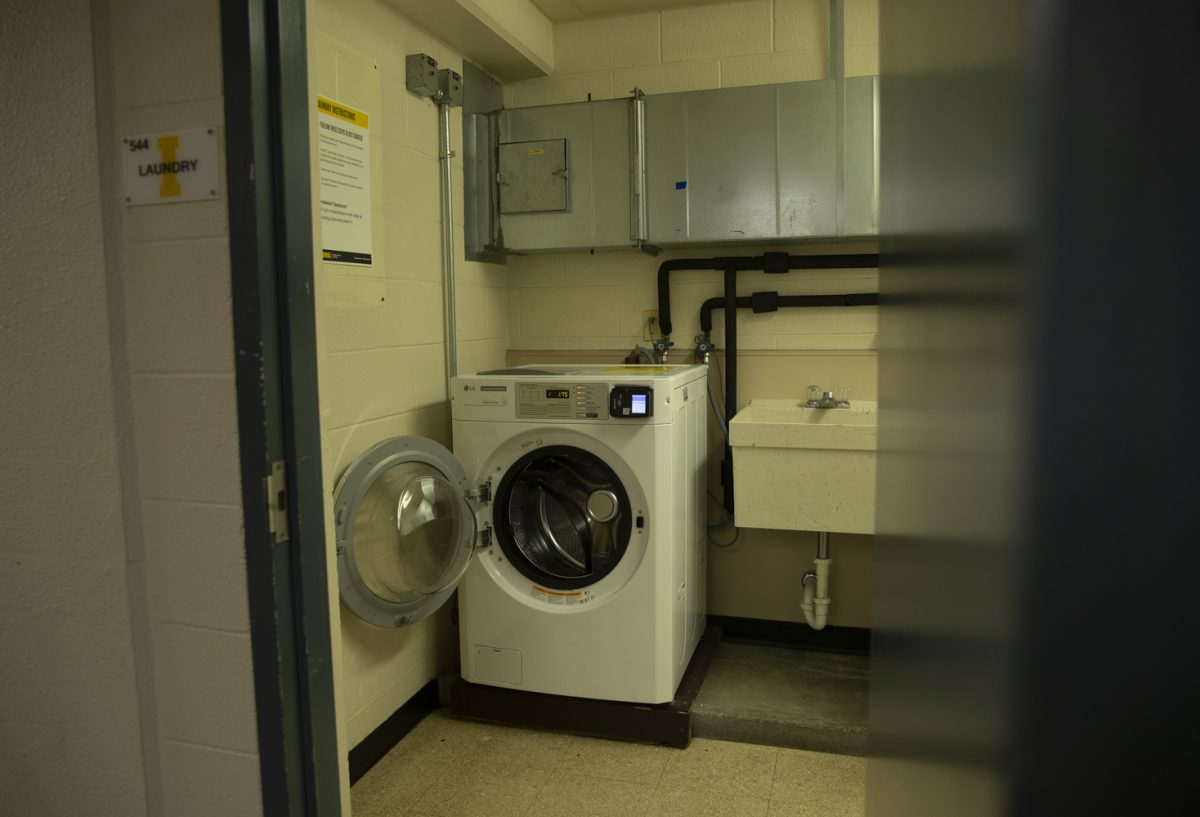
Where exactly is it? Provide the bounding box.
[642,310,661,341]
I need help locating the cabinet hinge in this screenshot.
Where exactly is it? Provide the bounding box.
[266,460,288,543]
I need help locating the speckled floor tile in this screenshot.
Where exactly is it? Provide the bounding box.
[411,764,545,817]
[350,709,864,817]
[659,737,779,799]
[547,734,673,785]
[768,796,866,817]
[527,772,654,817]
[771,747,865,807]
[647,785,771,817]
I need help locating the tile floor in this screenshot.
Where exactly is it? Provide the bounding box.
[351,709,865,817]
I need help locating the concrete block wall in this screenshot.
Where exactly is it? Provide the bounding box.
[0,3,151,813]
[97,0,263,814]
[311,0,509,754]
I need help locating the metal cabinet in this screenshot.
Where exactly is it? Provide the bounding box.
[462,77,880,257]
[645,81,838,245]
[841,75,879,237]
[497,98,644,253]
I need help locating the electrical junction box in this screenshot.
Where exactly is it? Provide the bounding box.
[438,68,463,107]
[405,53,439,98]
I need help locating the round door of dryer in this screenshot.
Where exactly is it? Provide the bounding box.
[492,445,634,591]
[334,436,478,628]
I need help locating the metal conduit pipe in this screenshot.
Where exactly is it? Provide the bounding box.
[438,101,458,391]
[699,292,880,334]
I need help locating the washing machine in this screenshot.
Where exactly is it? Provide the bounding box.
[333,364,708,704]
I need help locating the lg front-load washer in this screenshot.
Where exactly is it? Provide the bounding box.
[331,364,707,705]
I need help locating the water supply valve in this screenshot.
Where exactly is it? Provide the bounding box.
[651,336,673,362]
[693,335,715,362]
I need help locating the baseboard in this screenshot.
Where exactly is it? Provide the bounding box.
[708,615,870,654]
[348,679,439,785]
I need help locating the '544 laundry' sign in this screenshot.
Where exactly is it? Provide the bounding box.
[121,127,220,205]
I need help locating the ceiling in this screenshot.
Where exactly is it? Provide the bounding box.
[530,0,731,23]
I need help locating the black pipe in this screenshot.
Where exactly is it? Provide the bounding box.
[699,292,880,333]
[722,265,738,513]
[657,252,879,337]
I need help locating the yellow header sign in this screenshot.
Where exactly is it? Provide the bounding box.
[317,96,368,128]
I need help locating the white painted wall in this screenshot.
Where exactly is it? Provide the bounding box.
[310,0,510,760]
[0,1,261,814]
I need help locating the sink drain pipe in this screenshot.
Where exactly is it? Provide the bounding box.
[801,532,832,630]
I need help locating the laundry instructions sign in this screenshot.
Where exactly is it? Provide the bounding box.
[121,127,220,205]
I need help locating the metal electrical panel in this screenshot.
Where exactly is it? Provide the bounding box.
[499,98,643,252]
[498,140,569,213]
[645,81,839,245]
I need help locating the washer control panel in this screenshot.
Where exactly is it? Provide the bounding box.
[516,382,604,420]
[609,385,653,418]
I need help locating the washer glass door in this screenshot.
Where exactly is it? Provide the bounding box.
[334,437,478,628]
[494,445,633,590]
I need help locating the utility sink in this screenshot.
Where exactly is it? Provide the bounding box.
[729,399,877,534]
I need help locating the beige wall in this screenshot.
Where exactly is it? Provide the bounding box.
[503,0,881,627]
[1,1,260,815]
[310,0,511,757]
[0,3,150,812]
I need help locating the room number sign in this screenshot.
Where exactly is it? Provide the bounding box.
[121,127,220,206]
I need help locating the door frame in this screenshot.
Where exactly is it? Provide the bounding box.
[221,0,341,813]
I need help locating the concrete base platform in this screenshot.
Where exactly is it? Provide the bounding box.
[692,641,868,755]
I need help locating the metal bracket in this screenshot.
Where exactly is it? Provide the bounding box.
[266,460,288,543]
[466,480,492,506]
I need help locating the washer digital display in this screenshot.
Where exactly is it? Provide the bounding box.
[609,385,653,418]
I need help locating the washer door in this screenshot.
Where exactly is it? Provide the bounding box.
[494,445,633,591]
[334,436,478,628]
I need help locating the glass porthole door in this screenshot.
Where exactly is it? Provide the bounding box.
[334,437,485,628]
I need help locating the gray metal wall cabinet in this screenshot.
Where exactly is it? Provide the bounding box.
[841,76,879,237]
[499,98,641,252]
[645,81,838,245]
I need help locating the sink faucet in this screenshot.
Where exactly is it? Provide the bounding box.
[805,385,851,409]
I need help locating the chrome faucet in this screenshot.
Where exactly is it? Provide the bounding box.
[805,385,850,409]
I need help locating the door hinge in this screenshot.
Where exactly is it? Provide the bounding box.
[466,480,491,505]
[477,523,492,549]
[266,460,288,543]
